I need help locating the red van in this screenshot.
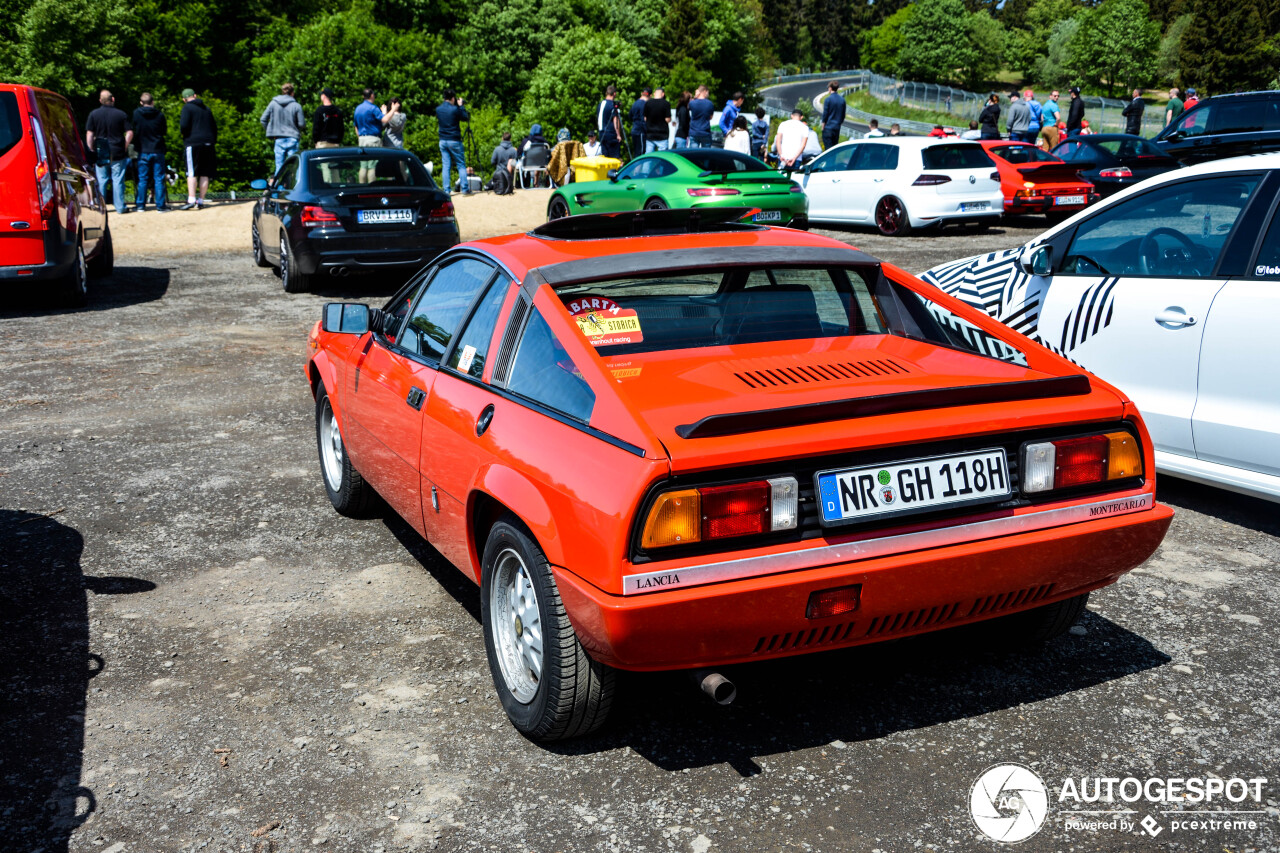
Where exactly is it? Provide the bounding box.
[0,84,111,306]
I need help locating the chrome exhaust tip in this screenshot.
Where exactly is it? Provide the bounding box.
[691,670,736,705]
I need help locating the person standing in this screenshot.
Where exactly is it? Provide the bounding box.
[1041,90,1062,132]
[1025,89,1042,143]
[821,81,845,149]
[719,91,745,138]
[888,123,902,136]
[1008,91,1030,143]
[673,91,691,149]
[354,88,384,148]
[643,87,671,152]
[382,98,406,149]
[583,130,602,157]
[979,93,1001,139]
[750,107,770,157]
[312,88,344,148]
[1122,89,1145,136]
[490,131,518,194]
[1184,88,1199,110]
[774,108,809,172]
[85,90,133,215]
[178,88,216,210]
[1164,88,1184,127]
[628,87,649,159]
[689,86,714,148]
[1066,87,1085,138]
[131,92,168,212]
[724,115,752,154]
[866,118,885,137]
[596,85,622,159]
[260,83,305,174]
[436,89,471,195]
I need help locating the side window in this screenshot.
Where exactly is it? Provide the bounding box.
[1053,141,1081,161]
[37,95,76,167]
[1177,105,1211,137]
[384,271,431,343]
[276,157,299,189]
[1251,211,1280,279]
[507,309,595,422]
[809,146,855,173]
[1061,176,1260,278]
[857,143,899,170]
[400,258,494,360]
[650,160,677,178]
[447,274,511,378]
[618,158,652,180]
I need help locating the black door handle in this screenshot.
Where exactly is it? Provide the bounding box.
[406,387,426,410]
[475,404,495,436]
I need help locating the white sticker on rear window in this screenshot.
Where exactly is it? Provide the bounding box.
[456,345,477,372]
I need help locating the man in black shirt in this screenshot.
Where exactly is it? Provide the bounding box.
[596,84,622,159]
[132,92,169,211]
[178,88,218,210]
[628,87,649,159]
[85,90,133,214]
[313,88,344,148]
[643,87,671,152]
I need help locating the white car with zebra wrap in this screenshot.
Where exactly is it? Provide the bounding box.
[922,153,1280,502]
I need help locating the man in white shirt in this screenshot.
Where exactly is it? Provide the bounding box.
[865,118,884,137]
[775,108,810,170]
[583,130,602,157]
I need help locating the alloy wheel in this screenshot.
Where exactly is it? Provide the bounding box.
[489,547,543,704]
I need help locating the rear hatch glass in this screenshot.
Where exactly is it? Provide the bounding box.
[921,143,993,170]
[0,91,22,160]
[308,153,438,229]
[675,149,771,174]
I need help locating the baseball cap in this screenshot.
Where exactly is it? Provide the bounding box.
[1069,86,1081,95]
[181,88,196,98]
[1187,88,1197,95]
[320,87,335,98]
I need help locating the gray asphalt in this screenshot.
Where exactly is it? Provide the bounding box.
[2,219,1277,852]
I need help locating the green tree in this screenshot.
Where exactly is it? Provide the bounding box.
[1034,15,1080,86]
[661,0,709,60]
[1156,13,1192,84]
[1068,0,1159,95]
[1179,0,1278,94]
[960,11,1007,90]
[896,0,973,84]
[860,5,916,74]
[1006,0,1076,79]
[520,26,651,138]
[666,57,719,100]
[9,0,134,97]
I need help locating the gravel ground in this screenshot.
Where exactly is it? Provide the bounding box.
[2,219,1278,853]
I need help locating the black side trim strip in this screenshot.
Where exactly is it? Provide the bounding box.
[674,375,1093,439]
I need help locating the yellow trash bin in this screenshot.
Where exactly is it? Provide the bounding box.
[570,156,623,183]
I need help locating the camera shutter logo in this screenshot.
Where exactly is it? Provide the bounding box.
[970,763,1049,843]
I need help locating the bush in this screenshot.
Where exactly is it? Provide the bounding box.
[520,26,651,141]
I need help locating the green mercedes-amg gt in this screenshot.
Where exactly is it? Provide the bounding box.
[547,149,809,228]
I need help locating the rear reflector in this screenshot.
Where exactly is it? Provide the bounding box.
[1022,431,1143,494]
[300,205,339,227]
[640,475,800,549]
[807,584,862,619]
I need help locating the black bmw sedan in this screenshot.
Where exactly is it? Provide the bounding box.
[1049,134,1180,198]
[251,147,459,293]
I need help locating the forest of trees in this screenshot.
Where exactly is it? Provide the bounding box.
[1,0,1276,187]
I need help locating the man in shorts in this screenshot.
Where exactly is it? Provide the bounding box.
[178,88,217,210]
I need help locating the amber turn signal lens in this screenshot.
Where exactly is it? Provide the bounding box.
[640,489,700,549]
[1105,430,1143,480]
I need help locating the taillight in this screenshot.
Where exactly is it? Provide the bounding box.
[1022,431,1143,494]
[1099,166,1133,178]
[640,477,799,549]
[687,187,742,197]
[989,170,1000,182]
[427,201,455,223]
[300,205,339,227]
[789,184,803,192]
[34,160,54,218]
[912,174,951,186]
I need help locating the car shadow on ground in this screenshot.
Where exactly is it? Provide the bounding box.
[1156,476,1280,538]
[382,515,1169,774]
[0,511,157,851]
[0,266,169,318]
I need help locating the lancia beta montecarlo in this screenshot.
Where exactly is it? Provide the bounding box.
[305,208,1173,740]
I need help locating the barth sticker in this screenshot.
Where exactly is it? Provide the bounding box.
[569,296,643,347]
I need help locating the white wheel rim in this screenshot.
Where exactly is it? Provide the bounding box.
[490,548,542,703]
[280,237,289,282]
[319,398,344,491]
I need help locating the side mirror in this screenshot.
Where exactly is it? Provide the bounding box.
[1019,244,1053,277]
[250,179,268,191]
[1165,130,1183,142]
[322,303,372,334]
[607,169,619,182]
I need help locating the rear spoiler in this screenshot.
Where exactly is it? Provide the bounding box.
[1016,163,1091,179]
[674,375,1092,439]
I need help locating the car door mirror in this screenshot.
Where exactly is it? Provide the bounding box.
[250,178,269,191]
[607,169,618,182]
[322,303,372,334]
[1019,244,1053,277]
[1165,130,1183,142]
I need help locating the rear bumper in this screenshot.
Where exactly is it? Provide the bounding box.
[910,192,1005,227]
[294,226,460,275]
[1004,192,1099,214]
[0,228,75,282]
[555,493,1172,671]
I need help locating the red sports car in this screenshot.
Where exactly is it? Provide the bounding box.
[306,208,1172,740]
[982,140,1099,220]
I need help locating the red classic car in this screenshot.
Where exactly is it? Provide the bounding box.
[306,209,1172,740]
[981,140,1099,220]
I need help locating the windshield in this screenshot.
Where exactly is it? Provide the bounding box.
[921,143,993,170]
[307,153,434,189]
[989,144,1059,165]
[554,265,1026,364]
[675,149,770,173]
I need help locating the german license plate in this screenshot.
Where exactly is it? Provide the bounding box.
[816,449,1011,526]
[753,209,783,222]
[1054,195,1086,205]
[961,201,990,212]
[357,208,414,224]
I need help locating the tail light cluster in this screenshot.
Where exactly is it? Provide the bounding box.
[31,116,54,220]
[427,201,455,223]
[913,174,951,186]
[1022,431,1142,494]
[300,205,339,227]
[641,477,798,550]
[1099,166,1133,178]
[687,187,741,197]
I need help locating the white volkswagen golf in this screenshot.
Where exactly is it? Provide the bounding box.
[922,152,1280,501]
[801,137,1004,235]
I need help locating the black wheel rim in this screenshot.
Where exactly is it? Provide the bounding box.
[646,200,666,210]
[280,237,289,285]
[549,199,568,219]
[876,198,902,233]
[252,223,261,258]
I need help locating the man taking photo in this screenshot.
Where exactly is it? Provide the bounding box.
[436,89,472,195]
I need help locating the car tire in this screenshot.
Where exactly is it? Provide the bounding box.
[315,385,376,517]
[1000,592,1090,643]
[644,198,668,211]
[56,237,89,308]
[87,226,114,278]
[547,196,570,220]
[481,516,615,741]
[280,234,311,293]
[252,219,271,267]
[874,196,911,236]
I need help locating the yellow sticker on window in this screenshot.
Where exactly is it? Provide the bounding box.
[568,297,644,347]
